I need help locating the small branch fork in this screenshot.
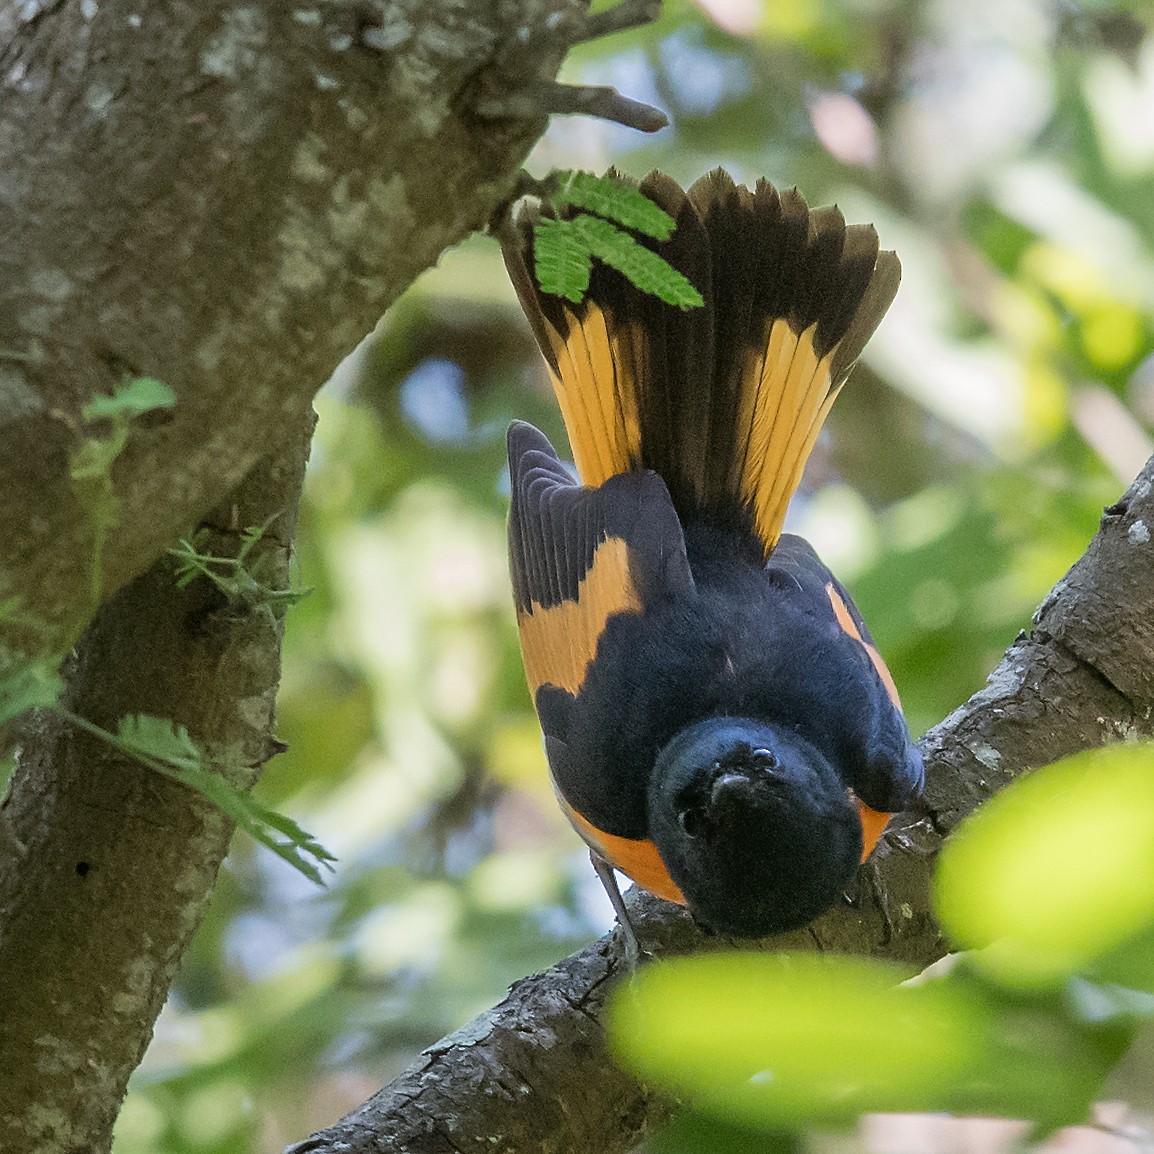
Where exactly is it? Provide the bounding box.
[577,0,662,42]
[476,0,669,134]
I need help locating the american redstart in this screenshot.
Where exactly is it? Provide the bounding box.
[502,170,923,952]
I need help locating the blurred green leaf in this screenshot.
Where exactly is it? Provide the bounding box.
[1065,974,1154,1028]
[0,649,63,727]
[80,376,176,423]
[610,952,1113,1130]
[652,1110,804,1154]
[935,744,1154,989]
[1096,923,1154,993]
[72,377,176,481]
[70,376,177,609]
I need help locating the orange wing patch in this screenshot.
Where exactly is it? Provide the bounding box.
[825,582,903,711]
[516,536,640,697]
[551,310,849,550]
[558,792,686,905]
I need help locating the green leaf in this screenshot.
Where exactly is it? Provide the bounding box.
[610,952,1112,1131]
[652,1110,803,1154]
[117,714,335,884]
[167,518,311,614]
[532,216,594,303]
[553,171,677,240]
[573,214,704,309]
[81,376,176,422]
[180,765,337,886]
[1065,975,1154,1029]
[63,711,336,885]
[69,433,124,483]
[1095,923,1154,993]
[533,213,703,309]
[70,376,177,610]
[116,713,202,766]
[935,744,1154,989]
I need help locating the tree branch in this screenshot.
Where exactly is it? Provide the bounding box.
[289,457,1154,1154]
[476,81,669,132]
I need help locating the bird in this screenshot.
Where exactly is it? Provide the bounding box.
[501,169,924,955]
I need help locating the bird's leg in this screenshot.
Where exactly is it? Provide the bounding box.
[589,850,643,970]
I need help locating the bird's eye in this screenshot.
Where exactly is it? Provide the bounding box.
[750,748,778,769]
[678,807,708,838]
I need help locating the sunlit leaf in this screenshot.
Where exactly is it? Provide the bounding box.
[533,213,703,309]
[573,214,703,309]
[935,744,1154,989]
[609,953,1109,1129]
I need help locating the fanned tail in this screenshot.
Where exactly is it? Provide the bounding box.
[504,169,901,554]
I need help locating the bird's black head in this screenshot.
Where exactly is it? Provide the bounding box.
[648,717,862,938]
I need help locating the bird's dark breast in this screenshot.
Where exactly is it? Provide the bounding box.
[536,525,880,842]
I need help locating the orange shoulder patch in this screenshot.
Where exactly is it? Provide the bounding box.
[825,582,903,712]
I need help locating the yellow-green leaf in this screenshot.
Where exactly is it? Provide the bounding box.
[609,953,1107,1129]
[935,744,1154,989]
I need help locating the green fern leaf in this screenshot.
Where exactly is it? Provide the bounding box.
[554,171,676,240]
[572,214,704,310]
[533,216,593,303]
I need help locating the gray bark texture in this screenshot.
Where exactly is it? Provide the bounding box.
[0,0,657,1150]
[290,460,1154,1154]
[0,417,313,1152]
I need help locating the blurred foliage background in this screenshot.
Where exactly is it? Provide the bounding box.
[113,0,1154,1150]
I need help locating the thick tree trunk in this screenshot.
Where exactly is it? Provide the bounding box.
[0,414,313,1153]
[290,459,1154,1154]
